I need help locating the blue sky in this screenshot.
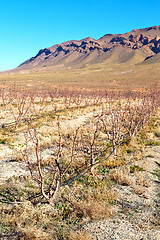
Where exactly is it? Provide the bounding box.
[0,0,160,71]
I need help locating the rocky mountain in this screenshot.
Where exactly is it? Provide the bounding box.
[17,26,160,71]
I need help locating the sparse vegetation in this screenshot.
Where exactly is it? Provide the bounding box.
[130,165,144,173]
[0,83,160,239]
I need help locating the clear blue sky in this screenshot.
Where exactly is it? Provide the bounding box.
[0,0,160,71]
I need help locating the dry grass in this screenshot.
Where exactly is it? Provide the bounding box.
[132,184,146,195]
[18,227,50,240]
[1,61,160,91]
[109,167,134,186]
[74,200,112,220]
[0,77,159,239]
[0,172,116,239]
[109,165,152,195]
[68,230,92,240]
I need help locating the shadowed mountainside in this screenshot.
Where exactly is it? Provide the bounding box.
[16,26,160,71]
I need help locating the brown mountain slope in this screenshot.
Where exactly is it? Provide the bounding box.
[16,26,160,71]
[141,52,160,64]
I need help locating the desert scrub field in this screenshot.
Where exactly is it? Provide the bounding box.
[0,85,160,239]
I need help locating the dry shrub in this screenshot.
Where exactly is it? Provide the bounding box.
[0,201,55,231]
[132,184,146,195]
[96,187,116,202]
[20,227,49,240]
[69,230,92,240]
[74,200,112,220]
[109,168,134,186]
[109,166,151,195]
[87,185,117,204]
[103,157,125,168]
[74,178,117,204]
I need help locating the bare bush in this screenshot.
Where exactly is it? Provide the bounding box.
[23,123,79,205]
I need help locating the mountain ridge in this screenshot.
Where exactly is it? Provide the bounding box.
[16,26,160,71]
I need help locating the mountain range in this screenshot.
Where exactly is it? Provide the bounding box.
[17,26,160,71]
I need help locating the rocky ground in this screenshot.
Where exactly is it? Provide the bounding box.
[83,146,160,240]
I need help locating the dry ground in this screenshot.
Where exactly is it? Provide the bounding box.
[84,145,160,239]
[0,62,160,91]
[0,102,160,239]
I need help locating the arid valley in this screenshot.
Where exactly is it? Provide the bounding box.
[0,26,160,240]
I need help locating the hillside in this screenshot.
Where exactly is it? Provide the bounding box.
[142,52,160,64]
[15,26,160,71]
